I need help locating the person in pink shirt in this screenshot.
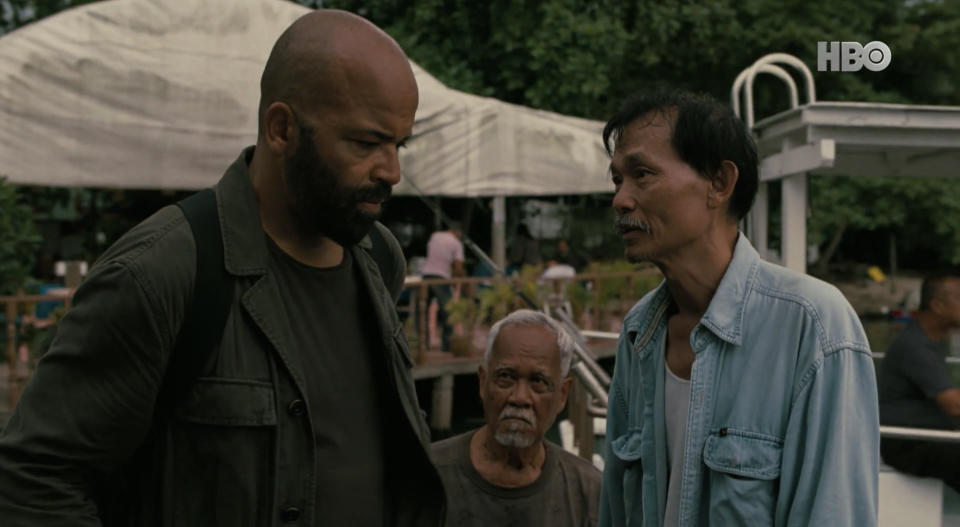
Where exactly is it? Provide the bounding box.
[421,223,465,350]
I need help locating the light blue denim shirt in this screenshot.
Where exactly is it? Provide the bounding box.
[599,234,879,527]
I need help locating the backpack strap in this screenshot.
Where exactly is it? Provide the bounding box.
[154,188,234,420]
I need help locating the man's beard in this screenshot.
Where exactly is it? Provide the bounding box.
[284,123,392,246]
[494,406,537,449]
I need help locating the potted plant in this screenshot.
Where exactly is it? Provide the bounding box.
[444,297,478,357]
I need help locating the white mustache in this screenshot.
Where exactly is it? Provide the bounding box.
[499,407,535,426]
[615,216,651,233]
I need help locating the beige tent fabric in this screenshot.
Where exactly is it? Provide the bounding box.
[0,0,613,196]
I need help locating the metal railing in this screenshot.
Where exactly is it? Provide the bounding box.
[880,426,960,443]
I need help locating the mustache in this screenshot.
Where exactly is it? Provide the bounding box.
[352,181,392,204]
[499,406,535,426]
[614,215,651,235]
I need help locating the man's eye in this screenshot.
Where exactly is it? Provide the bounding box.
[353,139,378,149]
[531,378,550,392]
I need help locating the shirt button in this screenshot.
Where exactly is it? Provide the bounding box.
[287,399,306,417]
[280,506,301,522]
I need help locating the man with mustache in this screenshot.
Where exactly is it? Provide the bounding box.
[598,90,878,526]
[0,10,444,526]
[431,309,602,526]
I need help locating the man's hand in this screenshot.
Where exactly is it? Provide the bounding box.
[935,388,960,417]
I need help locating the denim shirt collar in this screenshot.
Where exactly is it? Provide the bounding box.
[623,233,760,356]
[698,233,760,347]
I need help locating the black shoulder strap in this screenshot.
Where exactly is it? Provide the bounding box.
[155,188,234,420]
[368,224,397,289]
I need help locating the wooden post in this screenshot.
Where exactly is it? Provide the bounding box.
[418,283,428,357]
[5,295,16,410]
[569,379,594,461]
[431,374,455,432]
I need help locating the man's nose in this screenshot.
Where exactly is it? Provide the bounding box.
[612,184,636,215]
[373,146,402,186]
[507,381,534,406]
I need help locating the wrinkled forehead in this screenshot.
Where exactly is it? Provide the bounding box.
[489,325,563,373]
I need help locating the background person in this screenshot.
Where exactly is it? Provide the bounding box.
[421,222,465,351]
[431,309,602,527]
[879,273,960,492]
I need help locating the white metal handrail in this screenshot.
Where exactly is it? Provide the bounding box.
[880,426,960,443]
[731,63,799,120]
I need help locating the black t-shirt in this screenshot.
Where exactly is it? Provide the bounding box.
[267,239,387,524]
[878,320,958,429]
[430,431,602,527]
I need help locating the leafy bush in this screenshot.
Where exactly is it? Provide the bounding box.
[0,177,42,294]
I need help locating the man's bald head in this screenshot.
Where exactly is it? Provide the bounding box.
[258,9,416,136]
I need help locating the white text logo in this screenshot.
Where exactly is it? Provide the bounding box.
[817,41,892,72]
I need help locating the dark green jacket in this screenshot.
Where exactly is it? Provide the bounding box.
[0,150,445,526]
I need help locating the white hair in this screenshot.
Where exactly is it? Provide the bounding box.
[484,309,575,377]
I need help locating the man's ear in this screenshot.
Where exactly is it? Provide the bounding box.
[557,376,573,410]
[262,101,298,156]
[707,160,739,211]
[477,365,487,400]
[930,297,947,317]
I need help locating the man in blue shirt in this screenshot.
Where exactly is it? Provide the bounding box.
[598,90,879,526]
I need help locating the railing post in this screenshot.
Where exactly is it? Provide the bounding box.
[569,379,595,461]
[5,295,16,410]
[418,283,428,358]
[431,374,455,433]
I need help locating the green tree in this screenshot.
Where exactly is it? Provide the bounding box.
[1,0,100,34]
[0,177,42,294]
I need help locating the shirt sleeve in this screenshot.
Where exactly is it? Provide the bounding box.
[0,261,172,526]
[776,347,879,526]
[900,342,956,399]
[599,327,635,527]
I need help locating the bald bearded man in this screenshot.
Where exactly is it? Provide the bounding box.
[0,10,444,527]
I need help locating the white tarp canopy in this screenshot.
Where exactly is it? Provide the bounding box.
[0,0,613,197]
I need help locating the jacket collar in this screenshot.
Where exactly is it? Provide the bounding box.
[624,232,760,354]
[214,146,375,276]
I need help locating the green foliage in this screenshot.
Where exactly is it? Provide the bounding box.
[808,175,960,267]
[0,177,42,294]
[585,261,662,308]
[322,0,631,118]
[1,0,101,34]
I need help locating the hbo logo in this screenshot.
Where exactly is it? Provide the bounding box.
[817,41,892,72]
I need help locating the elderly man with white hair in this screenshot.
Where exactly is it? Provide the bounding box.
[430,309,602,527]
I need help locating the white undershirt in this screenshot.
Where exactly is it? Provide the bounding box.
[664,352,691,527]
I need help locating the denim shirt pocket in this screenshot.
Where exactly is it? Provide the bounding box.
[610,428,645,525]
[702,428,782,526]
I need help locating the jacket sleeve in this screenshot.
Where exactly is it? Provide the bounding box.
[775,347,879,526]
[0,261,174,526]
[598,327,634,527]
